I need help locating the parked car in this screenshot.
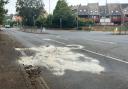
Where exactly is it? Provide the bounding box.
[5,25,11,28]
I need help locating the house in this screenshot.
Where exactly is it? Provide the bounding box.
[107,3,122,24]
[12,15,22,22]
[87,3,100,23]
[122,6,128,22]
[71,3,128,25]
[78,5,88,18]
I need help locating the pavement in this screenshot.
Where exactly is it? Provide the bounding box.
[4,28,128,89]
[0,32,29,89]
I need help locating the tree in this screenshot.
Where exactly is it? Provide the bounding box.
[0,0,8,25]
[3,15,13,27]
[36,14,46,27]
[16,0,45,26]
[45,14,53,27]
[52,0,76,28]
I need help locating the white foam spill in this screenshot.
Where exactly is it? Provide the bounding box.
[17,45,105,76]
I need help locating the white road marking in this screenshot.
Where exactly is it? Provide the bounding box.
[43,39,51,41]
[66,44,84,49]
[55,35,116,45]
[43,39,128,64]
[54,35,116,45]
[86,39,116,44]
[56,36,61,38]
[86,39,116,45]
[82,49,128,64]
[55,36,69,40]
[43,39,66,45]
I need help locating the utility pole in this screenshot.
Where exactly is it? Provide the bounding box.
[49,0,50,14]
[49,0,52,27]
[105,0,107,13]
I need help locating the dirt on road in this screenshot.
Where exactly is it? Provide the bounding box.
[0,31,30,89]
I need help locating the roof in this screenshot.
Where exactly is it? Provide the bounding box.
[78,6,88,15]
[107,3,122,15]
[87,3,100,15]
[99,6,108,16]
[71,3,128,16]
[123,6,128,14]
[121,3,128,9]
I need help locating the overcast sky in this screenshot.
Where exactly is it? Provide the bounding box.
[5,0,128,14]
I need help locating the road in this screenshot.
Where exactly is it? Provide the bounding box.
[5,28,128,89]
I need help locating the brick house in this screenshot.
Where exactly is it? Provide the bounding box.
[71,3,128,25]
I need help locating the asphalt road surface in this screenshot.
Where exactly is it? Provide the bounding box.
[5,28,128,89]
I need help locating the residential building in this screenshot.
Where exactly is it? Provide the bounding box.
[71,3,128,25]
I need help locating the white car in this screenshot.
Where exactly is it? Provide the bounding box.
[5,25,11,28]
